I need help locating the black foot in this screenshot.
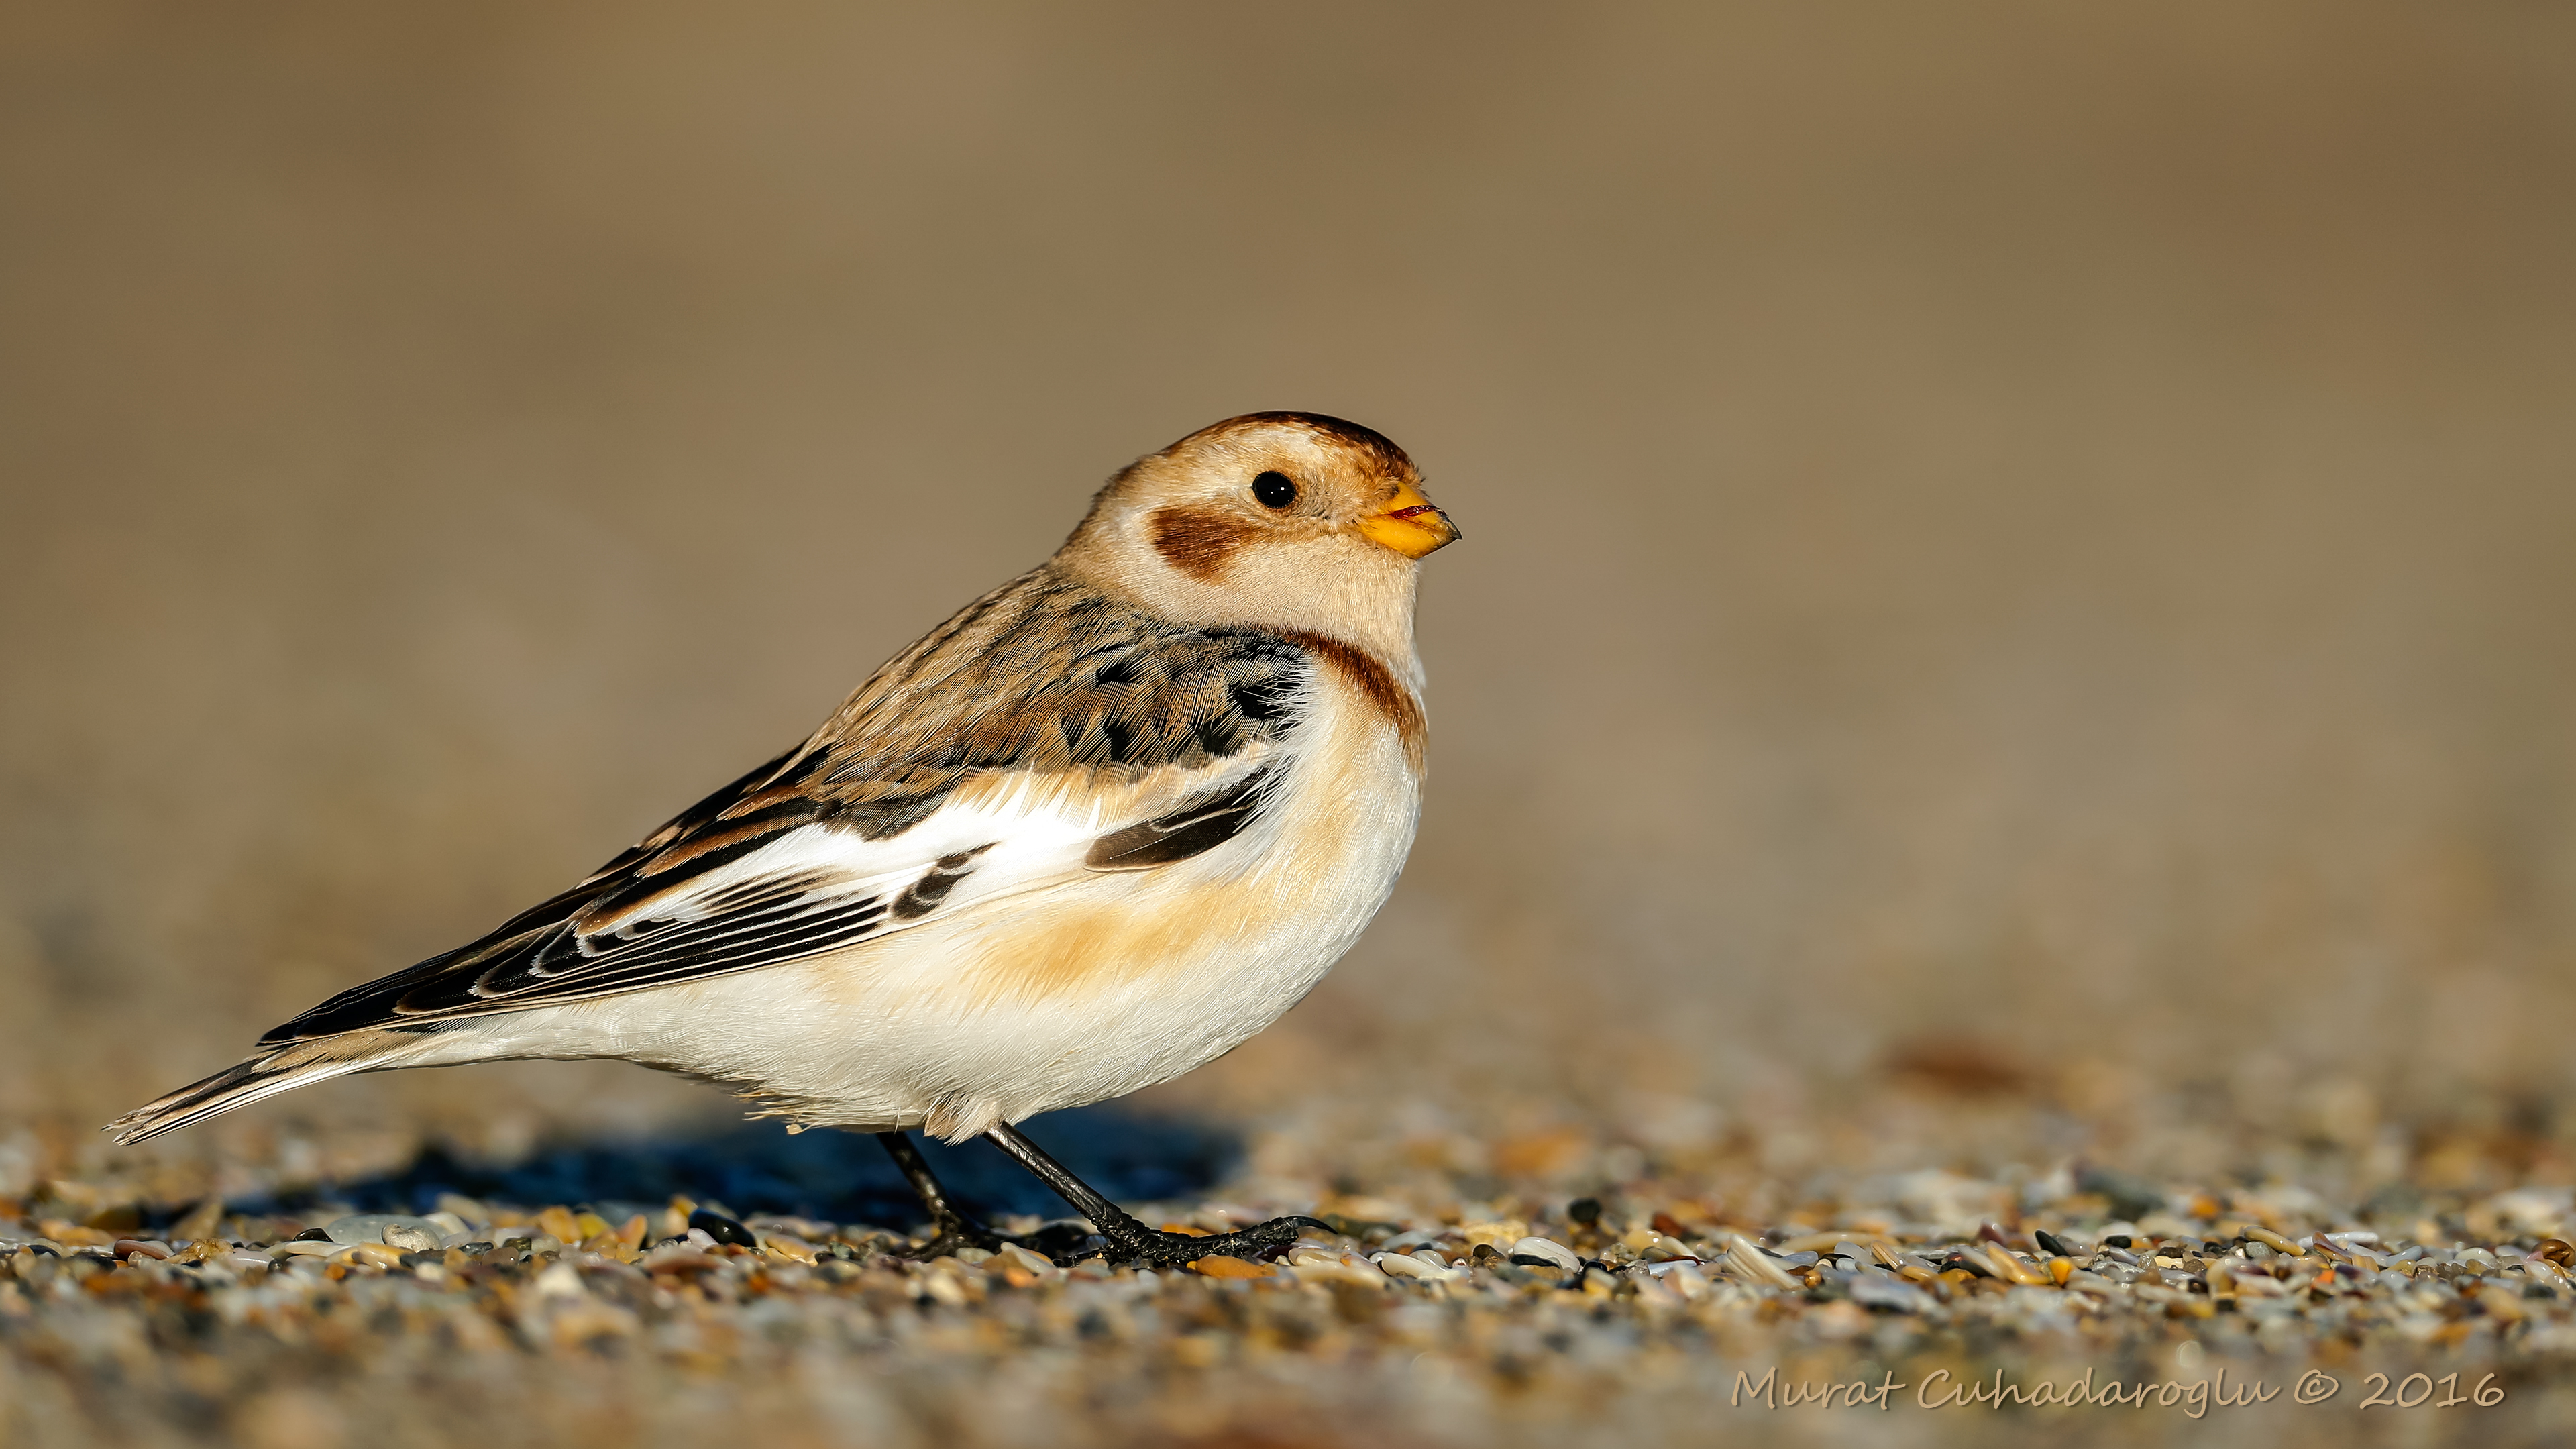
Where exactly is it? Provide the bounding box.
[977,1119,1335,1269]
[1090,1213,1334,1269]
[875,1130,1031,1261]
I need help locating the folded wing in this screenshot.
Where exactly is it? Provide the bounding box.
[264,576,1309,1042]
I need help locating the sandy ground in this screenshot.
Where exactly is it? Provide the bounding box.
[5,3,2575,1444]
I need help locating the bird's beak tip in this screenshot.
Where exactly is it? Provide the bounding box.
[1356,482,1459,559]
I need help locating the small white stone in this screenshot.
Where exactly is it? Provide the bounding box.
[1662,1262,1713,1299]
[1507,1236,1581,1271]
[381,1224,440,1253]
[994,1242,1058,1275]
[1625,1267,1684,1309]
[1848,1273,1935,1313]
[1725,1236,1800,1290]
[1373,1251,1458,1282]
[322,1214,444,1248]
[1291,1254,1391,1288]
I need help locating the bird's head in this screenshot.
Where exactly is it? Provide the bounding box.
[1057,412,1458,655]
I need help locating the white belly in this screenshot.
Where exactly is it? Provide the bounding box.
[463,693,1422,1139]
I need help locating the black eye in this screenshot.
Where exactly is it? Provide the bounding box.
[1252,471,1298,509]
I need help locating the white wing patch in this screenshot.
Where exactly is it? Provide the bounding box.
[272,750,1282,1036]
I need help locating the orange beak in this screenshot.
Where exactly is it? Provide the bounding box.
[1355,478,1460,559]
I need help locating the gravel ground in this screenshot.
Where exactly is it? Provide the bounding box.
[9,1089,2576,1449]
[8,7,2575,1448]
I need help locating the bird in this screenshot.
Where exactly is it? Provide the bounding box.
[109,411,1458,1267]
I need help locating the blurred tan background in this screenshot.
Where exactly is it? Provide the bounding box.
[4,1,2573,1189]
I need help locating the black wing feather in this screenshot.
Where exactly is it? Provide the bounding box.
[1084,767,1275,870]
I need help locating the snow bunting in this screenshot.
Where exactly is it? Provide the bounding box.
[111,412,1458,1265]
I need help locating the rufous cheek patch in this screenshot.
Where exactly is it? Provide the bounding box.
[1148,505,1258,582]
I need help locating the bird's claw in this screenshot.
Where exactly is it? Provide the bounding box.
[1087,1214,1334,1269]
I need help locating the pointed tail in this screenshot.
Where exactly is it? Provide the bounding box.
[105,1029,444,1146]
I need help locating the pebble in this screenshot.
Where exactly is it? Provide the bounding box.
[761,1234,821,1264]
[1978,1244,2050,1286]
[269,1240,345,1258]
[1506,1236,1581,1271]
[1624,1267,1684,1309]
[639,1243,720,1273]
[2244,1225,2306,1256]
[1848,1273,1937,1313]
[1188,1255,1276,1279]
[688,1208,757,1246]
[323,1213,446,1248]
[1660,1261,1713,1299]
[1287,1246,1389,1288]
[1725,1235,1800,1289]
[994,1242,1058,1276]
[1373,1250,1454,1281]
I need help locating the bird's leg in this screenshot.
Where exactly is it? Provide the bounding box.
[874,1131,1020,1259]
[982,1122,1331,1268]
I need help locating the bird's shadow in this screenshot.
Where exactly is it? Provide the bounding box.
[289,1108,1239,1231]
